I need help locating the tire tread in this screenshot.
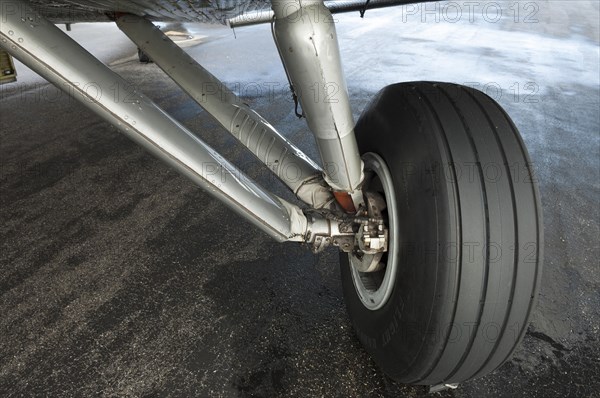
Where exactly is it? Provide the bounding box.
[341,81,543,385]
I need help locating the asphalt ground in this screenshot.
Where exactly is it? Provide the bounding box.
[1,1,599,397]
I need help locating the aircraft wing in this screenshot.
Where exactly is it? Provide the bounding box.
[24,0,431,24]
[25,0,271,23]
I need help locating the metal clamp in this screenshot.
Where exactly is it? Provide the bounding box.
[304,214,355,253]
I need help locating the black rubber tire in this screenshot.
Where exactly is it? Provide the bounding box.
[340,82,543,385]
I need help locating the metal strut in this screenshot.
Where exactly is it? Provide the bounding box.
[115,14,335,210]
[0,0,364,252]
[0,0,310,242]
[271,0,365,202]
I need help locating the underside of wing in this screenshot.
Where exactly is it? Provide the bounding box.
[26,0,270,23]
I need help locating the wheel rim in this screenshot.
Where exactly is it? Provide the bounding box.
[348,152,399,311]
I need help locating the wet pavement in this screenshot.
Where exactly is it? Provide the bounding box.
[1,1,599,397]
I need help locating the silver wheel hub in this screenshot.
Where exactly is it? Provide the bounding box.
[348,153,399,311]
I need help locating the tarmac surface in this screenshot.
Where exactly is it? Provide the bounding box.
[1,1,599,397]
